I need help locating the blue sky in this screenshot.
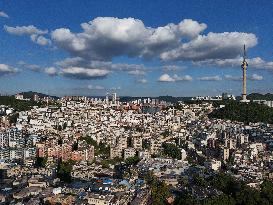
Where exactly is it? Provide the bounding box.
[0,0,273,97]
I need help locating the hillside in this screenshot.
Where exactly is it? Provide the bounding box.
[209,101,273,124]
[19,91,59,100]
[0,96,42,111]
[247,93,273,101]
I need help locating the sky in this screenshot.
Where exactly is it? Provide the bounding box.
[0,0,273,97]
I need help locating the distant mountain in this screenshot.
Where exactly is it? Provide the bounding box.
[19,91,59,100]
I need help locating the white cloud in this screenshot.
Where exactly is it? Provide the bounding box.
[198,75,222,81]
[55,57,85,67]
[158,74,175,82]
[17,61,41,72]
[173,74,193,81]
[110,86,121,91]
[137,78,147,84]
[224,74,241,81]
[88,85,105,90]
[224,73,263,81]
[127,70,146,75]
[160,32,257,61]
[0,11,9,18]
[51,17,209,61]
[0,64,18,75]
[49,17,271,81]
[249,73,263,81]
[44,67,58,76]
[55,57,148,79]
[195,57,273,71]
[162,65,186,71]
[4,25,50,46]
[4,25,48,35]
[177,19,207,39]
[158,73,192,82]
[31,34,51,46]
[60,67,109,79]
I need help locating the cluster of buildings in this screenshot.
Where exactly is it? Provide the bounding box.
[191,93,236,101]
[0,92,273,204]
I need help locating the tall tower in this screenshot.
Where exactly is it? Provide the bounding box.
[240,45,250,103]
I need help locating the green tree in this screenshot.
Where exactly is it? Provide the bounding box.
[57,160,75,183]
[8,113,19,124]
[144,172,170,205]
[125,156,140,166]
[36,157,47,167]
[162,143,181,159]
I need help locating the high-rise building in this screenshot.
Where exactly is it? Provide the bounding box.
[112,93,117,105]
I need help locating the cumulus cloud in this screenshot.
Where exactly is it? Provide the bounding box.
[224,74,241,81]
[4,25,47,35]
[51,17,257,63]
[158,74,175,82]
[173,74,193,81]
[195,57,273,71]
[162,65,186,71]
[18,61,41,72]
[0,64,18,75]
[137,78,147,84]
[158,73,192,82]
[88,84,105,90]
[127,70,146,75]
[220,74,263,81]
[249,73,263,81]
[49,17,269,80]
[51,17,209,61]
[4,25,50,46]
[55,57,148,79]
[198,75,222,81]
[160,32,257,61]
[44,67,58,76]
[31,34,51,46]
[60,67,109,79]
[55,57,86,67]
[177,19,207,39]
[0,11,9,18]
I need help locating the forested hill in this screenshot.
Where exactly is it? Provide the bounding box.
[209,101,273,124]
[19,91,59,99]
[247,93,273,101]
[0,96,41,111]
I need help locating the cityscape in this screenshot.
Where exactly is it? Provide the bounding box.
[1,1,273,205]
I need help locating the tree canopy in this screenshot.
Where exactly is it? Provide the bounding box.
[209,101,273,124]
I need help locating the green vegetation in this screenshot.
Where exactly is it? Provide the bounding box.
[57,160,75,183]
[142,139,150,149]
[81,136,110,156]
[161,130,170,137]
[8,113,19,124]
[125,156,140,166]
[175,173,273,205]
[19,91,58,100]
[100,157,122,168]
[0,96,41,111]
[162,143,181,160]
[35,157,47,168]
[72,141,78,151]
[145,172,170,205]
[247,93,273,101]
[209,101,273,124]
